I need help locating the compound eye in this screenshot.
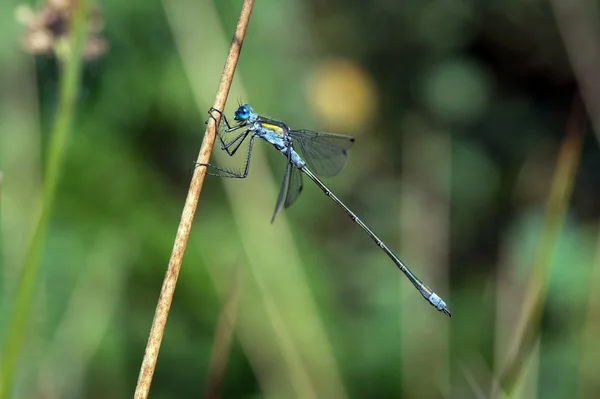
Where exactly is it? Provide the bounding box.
[234,104,252,121]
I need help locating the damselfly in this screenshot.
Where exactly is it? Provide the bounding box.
[199,104,451,317]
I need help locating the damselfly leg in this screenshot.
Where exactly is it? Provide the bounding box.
[206,107,249,155]
[196,107,254,178]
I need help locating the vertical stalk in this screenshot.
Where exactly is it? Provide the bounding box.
[0,1,90,397]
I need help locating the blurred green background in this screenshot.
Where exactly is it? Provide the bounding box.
[2,0,600,398]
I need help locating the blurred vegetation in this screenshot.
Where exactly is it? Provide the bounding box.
[1,0,600,398]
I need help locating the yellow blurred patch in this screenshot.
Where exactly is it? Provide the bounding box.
[305,58,377,133]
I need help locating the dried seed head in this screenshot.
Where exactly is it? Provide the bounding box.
[17,0,107,61]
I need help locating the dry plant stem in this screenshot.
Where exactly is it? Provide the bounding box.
[203,267,242,399]
[133,1,255,397]
[497,94,584,394]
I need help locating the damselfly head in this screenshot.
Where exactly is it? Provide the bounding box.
[234,104,253,121]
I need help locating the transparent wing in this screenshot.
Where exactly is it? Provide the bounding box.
[284,166,303,209]
[271,160,292,223]
[290,129,355,177]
